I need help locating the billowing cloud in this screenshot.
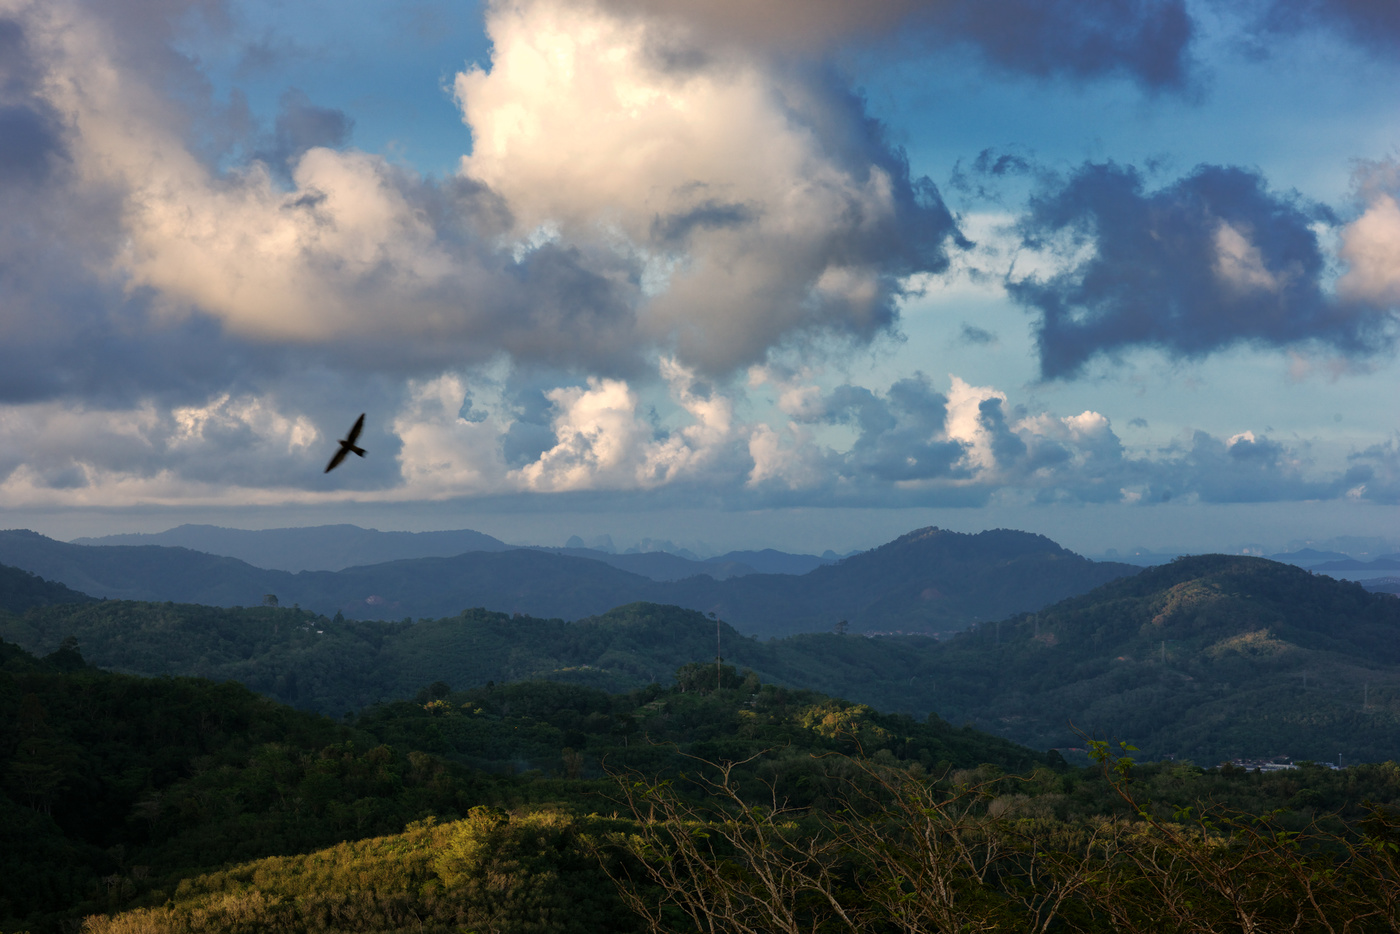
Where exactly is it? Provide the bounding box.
[1,0,968,415]
[455,0,962,372]
[0,392,350,508]
[1339,159,1400,309]
[0,0,1391,528]
[0,364,1382,512]
[1151,430,1335,504]
[1344,439,1400,505]
[1008,162,1394,379]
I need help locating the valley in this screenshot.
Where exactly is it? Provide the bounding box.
[5,524,1400,932]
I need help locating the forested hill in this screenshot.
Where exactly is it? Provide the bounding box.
[0,526,1137,637]
[927,555,1400,763]
[0,529,299,606]
[8,554,1395,763]
[0,599,964,718]
[663,526,1138,635]
[0,562,93,615]
[0,634,1045,932]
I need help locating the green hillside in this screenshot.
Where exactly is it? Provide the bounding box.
[0,638,501,931]
[8,553,1400,765]
[0,634,1047,933]
[0,598,966,717]
[0,563,94,615]
[12,623,1400,934]
[929,555,1400,763]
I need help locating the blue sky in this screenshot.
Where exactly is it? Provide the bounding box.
[1,0,1398,557]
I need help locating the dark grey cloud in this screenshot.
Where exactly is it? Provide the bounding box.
[798,64,968,277]
[1259,0,1400,52]
[0,105,67,183]
[973,149,1034,178]
[977,397,1030,468]
[609,0,1196,91]
[1145,430,1339,504]
[0,19,68,185]
[1008,162,1390,379]
[1343,439,1400,504]
[800,375,969,483]
[919,0,1195,90]
[959,324,997,345]
[948,147,1045,206]
[255,89,354,177]
[650,199,756,245]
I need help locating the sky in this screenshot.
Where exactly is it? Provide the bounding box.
[1,0,1398,557]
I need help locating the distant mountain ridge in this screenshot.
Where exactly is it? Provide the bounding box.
[73,523,834,580]
[73,523,512,572]
[670,527,1139,636]
[0,526,1137,637]
[1268,548,1354,567]
[1310,555,1400,572]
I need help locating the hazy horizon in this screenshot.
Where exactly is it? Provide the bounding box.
[21,509,1400,566]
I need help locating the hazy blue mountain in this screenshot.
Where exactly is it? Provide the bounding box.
[711,548,832,575]
[72,523,511,572]
[1311,556,1400,572]
[1268,548,1353,567]
[0,526,1137,637]
[662,527,1140,637]
[540,547,759,581]
[74,523,834,582]
[1088,550,1187,567]
[1365,577,1400,596]
[0,529,294,604]
[0,532,661,619]
[538,546,832,581]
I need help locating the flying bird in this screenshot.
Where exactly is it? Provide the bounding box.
[325,413,366,473]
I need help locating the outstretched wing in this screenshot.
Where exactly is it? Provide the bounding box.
[345,413,365,444]
[325,445,350,473]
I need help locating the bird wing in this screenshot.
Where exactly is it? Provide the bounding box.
[345,413,365,444]
[325,445,350,473]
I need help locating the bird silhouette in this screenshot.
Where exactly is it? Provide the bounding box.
[325,413,366,473]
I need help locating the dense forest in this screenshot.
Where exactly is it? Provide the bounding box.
[929,554,1400,762]
[9,635,1400,933]
[6,554,1400,763]
[1,630,1048,932]
[7,553,1400,931]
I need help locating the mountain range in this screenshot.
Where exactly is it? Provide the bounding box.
[72,524,834,579]
[6,546,1400,764]
[0,526,1137,637]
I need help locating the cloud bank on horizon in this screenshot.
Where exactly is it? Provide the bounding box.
[0,0,1398,524]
